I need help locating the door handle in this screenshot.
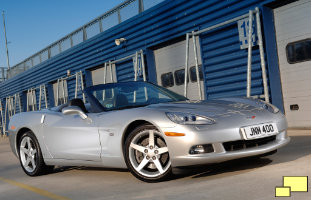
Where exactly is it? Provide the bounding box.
[41,114,46,124]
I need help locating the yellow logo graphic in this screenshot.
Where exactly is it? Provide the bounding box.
[275,176,308,197]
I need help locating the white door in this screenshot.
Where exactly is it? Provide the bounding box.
[91,64,117,85]
[154,38,205,100]
[43,112,101,161]
[53,79,68,106]
[274,0,311,128]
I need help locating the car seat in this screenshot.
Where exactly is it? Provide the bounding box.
[69,98,88,113]
[114,94,128,108]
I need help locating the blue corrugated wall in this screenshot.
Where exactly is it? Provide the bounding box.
[0,0,277,111]
[116,59,136,82]
[201,24,264,99]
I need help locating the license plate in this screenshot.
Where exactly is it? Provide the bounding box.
[242,123,278,140]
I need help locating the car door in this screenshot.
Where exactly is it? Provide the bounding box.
[42,111,101,161]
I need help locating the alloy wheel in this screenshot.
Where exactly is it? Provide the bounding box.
[20,136,37,173]
[128,128,171,179]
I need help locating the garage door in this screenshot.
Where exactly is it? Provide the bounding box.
[154,38,205,100]
[274,0,311,128]
[91,64,116,85]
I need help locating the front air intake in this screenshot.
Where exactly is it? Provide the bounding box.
[223,135,276,152]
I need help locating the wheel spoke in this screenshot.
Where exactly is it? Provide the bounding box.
[20,147,29,156]
[31,149,37,156]
[26,137,31,148]
[149,130,154,147]
[157,147,168,155]
[130,143,145,153]
[24,157,31,167]
[136,157,149,172]
[153,158,164,174]
[31,157,36,169]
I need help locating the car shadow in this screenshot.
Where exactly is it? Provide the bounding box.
[267,135,311,165]
[53,166,129,174]
[173,135,311,180]
[171,157,272,180]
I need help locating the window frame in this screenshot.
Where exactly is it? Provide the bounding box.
[174,69,189,86]
[286,38,311,64]
[160,72,174,88]
[189,65,203,82]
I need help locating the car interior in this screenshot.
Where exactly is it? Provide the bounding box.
[51,98,92,113]
[68,98,88,113]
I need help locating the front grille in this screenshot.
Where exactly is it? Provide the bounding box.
[223,135,276,152]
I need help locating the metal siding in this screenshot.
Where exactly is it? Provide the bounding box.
[116,59,135,82]
[35,89,39,110]
[261,6,284,112]
[116,57,145,82]
[200,24,266,99]
[146,48,157,84]
[67,78,76,101]
[0,0,275,106]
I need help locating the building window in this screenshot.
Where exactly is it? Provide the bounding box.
[190,66,203,82]
[174,69,188,86]
[161,72,174,88]
[286,39,311,64]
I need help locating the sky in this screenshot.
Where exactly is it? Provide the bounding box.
[0,0,125,68]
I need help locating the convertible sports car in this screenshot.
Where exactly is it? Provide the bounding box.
[8,81,290,182]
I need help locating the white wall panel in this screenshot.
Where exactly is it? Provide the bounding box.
[91,64,116,86]
[274,0,311,127]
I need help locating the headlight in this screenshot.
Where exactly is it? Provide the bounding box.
[265,102,279,114]
[166,112,216,125]
[258,100,279,114]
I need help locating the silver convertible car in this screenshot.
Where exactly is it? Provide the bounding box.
[8,81,290,182]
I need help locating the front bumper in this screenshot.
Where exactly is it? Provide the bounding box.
[171,130,289,167]
[162,115,289,167]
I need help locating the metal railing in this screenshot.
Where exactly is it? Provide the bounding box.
[0,67,7,82]
[6,0,164,80]
[0,100,4,137]
[54,71,85,106]
[184,7,269,102]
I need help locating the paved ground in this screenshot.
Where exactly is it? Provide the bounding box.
[1,130,311,200]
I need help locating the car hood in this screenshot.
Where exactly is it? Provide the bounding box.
[146,98,265,119]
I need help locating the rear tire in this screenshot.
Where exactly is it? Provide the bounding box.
[124,124,172,182]
[18,131,53,176]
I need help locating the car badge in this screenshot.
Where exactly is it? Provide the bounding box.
[246,115,256,119]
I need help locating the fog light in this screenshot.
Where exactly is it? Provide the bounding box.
[189,144,214,154]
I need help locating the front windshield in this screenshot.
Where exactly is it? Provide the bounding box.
[85,82,187,111]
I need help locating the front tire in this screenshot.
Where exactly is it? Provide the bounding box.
[124,125,172,182]
[18,131,53,176]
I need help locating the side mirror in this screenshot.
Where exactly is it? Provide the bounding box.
[62,106,88,120]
